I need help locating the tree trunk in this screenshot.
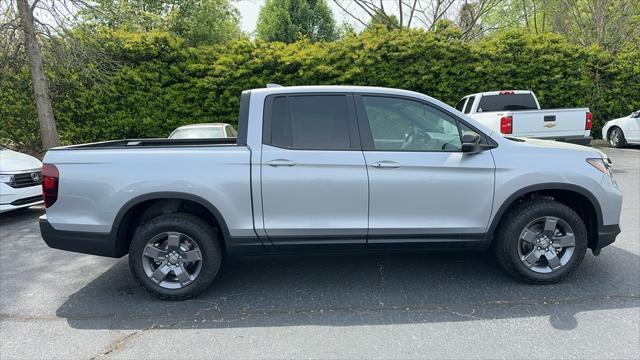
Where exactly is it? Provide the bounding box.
[16,0,60,150]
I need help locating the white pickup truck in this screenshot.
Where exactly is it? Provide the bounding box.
[455,90,592,145]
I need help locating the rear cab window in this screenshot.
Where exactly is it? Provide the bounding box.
[464,96,475,114]
[265,94,355,150]
[454,98,467,112]
[477,93,539,112]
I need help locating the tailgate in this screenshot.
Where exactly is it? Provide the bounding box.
[512,108,589,138]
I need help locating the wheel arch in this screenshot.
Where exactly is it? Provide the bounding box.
[488,183,602,251]
[111,192,231,257]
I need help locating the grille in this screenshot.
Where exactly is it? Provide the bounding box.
[10,171,42,189]
[10,195,43,206]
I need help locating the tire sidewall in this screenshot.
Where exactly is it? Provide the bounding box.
[610,128,625,148]
[499,200,588,283]
[129,213,222,300]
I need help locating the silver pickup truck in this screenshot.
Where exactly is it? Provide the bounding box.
[40,86,622,300]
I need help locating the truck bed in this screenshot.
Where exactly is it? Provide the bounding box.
[50,137,238,150]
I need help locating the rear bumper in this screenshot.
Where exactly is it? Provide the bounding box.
[39,216,123,258]
[555,136,593,146]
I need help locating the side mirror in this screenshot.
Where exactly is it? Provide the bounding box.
[631,111,640,118]
[461,131,482,153]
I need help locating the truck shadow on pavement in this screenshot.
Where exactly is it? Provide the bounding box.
[53,245,640,332]
[3,208,638,333]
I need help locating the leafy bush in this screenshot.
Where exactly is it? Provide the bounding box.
[2,28,638,153]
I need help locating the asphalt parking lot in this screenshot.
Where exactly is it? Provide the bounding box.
[1,146,638,359]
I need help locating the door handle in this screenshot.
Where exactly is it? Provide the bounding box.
[266,159,297,167]
[371,161,400,169]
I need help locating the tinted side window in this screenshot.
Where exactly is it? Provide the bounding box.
[455,98,467,111]
[289,96,351,150]
[268,95,351,150]
[464,96,475,113]
[477,94,538,112]
[269,96,291,148]
[362,96,462,152]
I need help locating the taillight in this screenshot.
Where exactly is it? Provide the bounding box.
[500,116,513,134]
[42,164,59,208]
[585,112,593,130]
[499,91,515,95]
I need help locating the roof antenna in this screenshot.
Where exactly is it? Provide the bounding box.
[266,83,283,88]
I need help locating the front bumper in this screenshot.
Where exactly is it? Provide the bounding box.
[593,224,621,254]
[39,216,122,257]
[590,173,623,253]
[0,183,42,213]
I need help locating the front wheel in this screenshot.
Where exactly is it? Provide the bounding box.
[494,199,588,284]
[129,213,222,300]
[608,127,627,148]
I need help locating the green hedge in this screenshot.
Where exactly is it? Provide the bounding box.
[2,28,639,153]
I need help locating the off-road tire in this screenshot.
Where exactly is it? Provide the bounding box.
[129,213,222,300]
[494,199,588,284]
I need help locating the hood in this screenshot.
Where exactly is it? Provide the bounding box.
[608,115,631,124]
[511,137,606,157]
[0,149,42,172]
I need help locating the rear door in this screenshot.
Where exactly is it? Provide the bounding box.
[355,95,495,243]
[260,94,368,246]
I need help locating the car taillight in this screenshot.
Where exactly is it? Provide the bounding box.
[499,91,515,95]
[500,116,513,134]
[585,112,593,130]
[42,164,59,208]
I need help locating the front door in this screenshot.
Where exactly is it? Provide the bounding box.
[260,94,368,246]
[355,95,495,243]
[627,112,640,142]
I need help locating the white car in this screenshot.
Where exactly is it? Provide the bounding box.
[169,123,237,139]
[0,146,43,213]
[601,110,640,148]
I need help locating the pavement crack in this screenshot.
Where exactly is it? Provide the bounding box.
[89,325,153,359]
[451,308,483,320]
[376,256,386,306]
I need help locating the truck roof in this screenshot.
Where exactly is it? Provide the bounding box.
[250,85,428,98]
[463,90,534,98]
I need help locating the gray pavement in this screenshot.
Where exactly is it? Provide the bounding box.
[1,146,639,359]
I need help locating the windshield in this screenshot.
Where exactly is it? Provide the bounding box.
[170,127,226,139]
[478,94,538,112]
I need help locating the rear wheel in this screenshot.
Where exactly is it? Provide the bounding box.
[129,213,222,300]
[608,127,627,148]
[494,199,588,284]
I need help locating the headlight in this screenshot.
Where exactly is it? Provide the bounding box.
[0,174,15,184]
[586,158,613,178]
